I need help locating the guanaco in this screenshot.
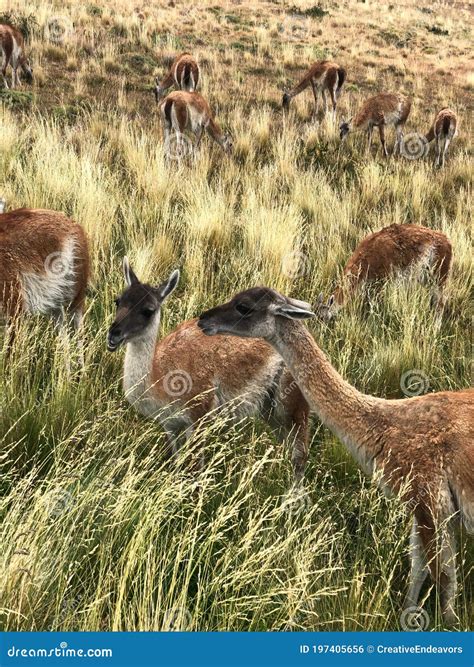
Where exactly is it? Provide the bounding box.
[426,108,458,168]
[0,208,89,361]
[0,24,33,89]
[316,224,452,321]
[198,287,473,626]
[107,259,310,480]
[282,60,346,118]
[154,53,200,102]
[158,91,233,157]
[340,93,412,157]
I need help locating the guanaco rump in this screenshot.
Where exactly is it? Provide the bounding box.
[159,91,233,157]
[316,224,452,321]
[154,53,200,102]
[107,259,310,480]
[0,23,33,88]
[0,208,89,360]
[282,60,346,118]
[198,287,473,626]
[340,93,412,157]
[426,108,458,168]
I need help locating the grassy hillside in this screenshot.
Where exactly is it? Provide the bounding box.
[0,0,472,631]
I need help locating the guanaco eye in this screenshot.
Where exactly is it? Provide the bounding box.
[235,303,253,316]
[142,307,156,318]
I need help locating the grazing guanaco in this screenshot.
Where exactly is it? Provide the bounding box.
[426,108,458,168]
[340,93,412,157]
[0,208,89,361]
[198,287,473,626]
[154,53,200,102]
[158,91,233,157]
[107,259,310,480]
[316,224,452,321]
[282,60,346,119]
[0,24,33,89]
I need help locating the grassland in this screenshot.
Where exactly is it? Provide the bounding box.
[0,0,472,632]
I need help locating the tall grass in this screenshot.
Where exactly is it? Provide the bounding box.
[0,0,473,632]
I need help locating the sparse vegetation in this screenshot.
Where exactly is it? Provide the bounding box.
[288,5,329,20]
[0,0,472,633]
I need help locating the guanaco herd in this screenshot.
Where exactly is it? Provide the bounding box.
[0,25,472,628]
[153,52,458,166]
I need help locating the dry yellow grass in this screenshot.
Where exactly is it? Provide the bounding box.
[0,0,472,632]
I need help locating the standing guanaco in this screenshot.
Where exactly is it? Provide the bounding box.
[198,287,473,626]
[316,224,452,321]
[158,91,233,157]
[282,60,346,118]
[340,93,412,157]
[0,208,89,362]
[0,24,33,89]
[426,108,458,168]
[154,53,200,102]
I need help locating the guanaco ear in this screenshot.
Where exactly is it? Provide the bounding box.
[158,269,180,301]
[274,304,315,320]
[328,295,335,307]
[316,292,324,305]
[123,256,140,286]
[287,296,313,310]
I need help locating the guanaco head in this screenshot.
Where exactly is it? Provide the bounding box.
[198,287,314,341]
[314,293,337,323]
[22,60,33,84]
[339,118,352,140]
[107,257,180,351]
[221,133,234,154]
[282,93,291,111]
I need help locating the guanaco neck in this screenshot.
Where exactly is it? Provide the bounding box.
[123,311,161,400]
[271,319,386,472]
[206,117,224,145]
